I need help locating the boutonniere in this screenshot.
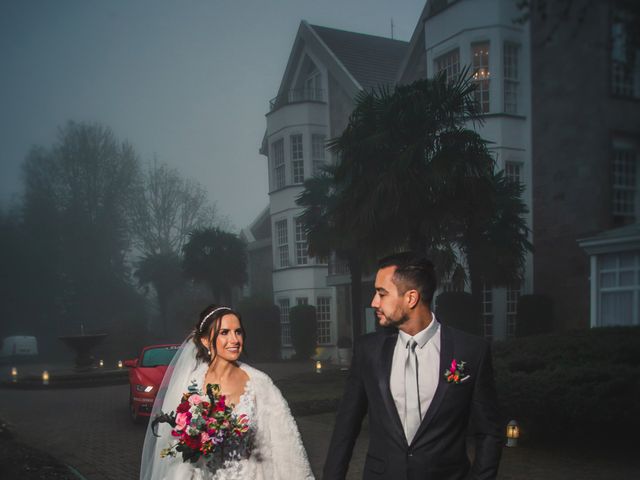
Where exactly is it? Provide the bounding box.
[444,359,470,384]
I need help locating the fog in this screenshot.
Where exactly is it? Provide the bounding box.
[0,0,423,228]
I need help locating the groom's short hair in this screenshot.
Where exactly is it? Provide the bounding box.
[378,251,437,306]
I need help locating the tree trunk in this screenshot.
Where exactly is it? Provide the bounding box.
[347,255,364,340]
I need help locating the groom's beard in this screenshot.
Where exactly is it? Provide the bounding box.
[378,310,409,328]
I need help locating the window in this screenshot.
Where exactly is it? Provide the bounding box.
[291,134,304,183]
[272,139,285,189]
[435,48,460,83]
[612,146,637,221]
[316,296,332,344]
[312,134,326,175]
[278,299,291,346]
[503,43,519,114]
[506,282,521,338]
[305,70,323,101]
[295,217,308,265]
[482,284,493,340]
[598,252,639,326]
[275,219,289,267]
[611,13,640,98]
[472,43,490,113]
[296,297,308,305]
[505,161,523,184]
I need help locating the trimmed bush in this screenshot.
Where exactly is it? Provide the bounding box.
[435,291,481,335]
[237,297,280,361]
[516,294,554,337]
[290,304,317,360]
[493,327,640,444]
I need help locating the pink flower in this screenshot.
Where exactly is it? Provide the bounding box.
[189,394,202,405]
[450,359,457,372]
[175,412,189,431]
[200,431,210,443]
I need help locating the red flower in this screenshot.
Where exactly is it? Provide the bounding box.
[215,396,227,412]
[183,434,201,450]
[176,401,190,413]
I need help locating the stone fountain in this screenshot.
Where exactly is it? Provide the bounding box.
[58,323,107,369]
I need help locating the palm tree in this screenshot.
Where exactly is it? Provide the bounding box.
[182,228,247,305]
[300,70,532,329]
[297,167,377,338]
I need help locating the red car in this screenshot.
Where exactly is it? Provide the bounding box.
[124,344,180,422]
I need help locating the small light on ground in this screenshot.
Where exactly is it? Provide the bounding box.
[117,360,123,368]
[11,367,17,383]
[42,370,50,385]
[506,420,520,447]
[315,360,322,374]
[99,359,104,367]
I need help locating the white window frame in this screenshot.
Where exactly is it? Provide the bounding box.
[312,134,326,176]
[316,296,332,345]
[291,134,304,184]
[278,298,291,346]
[472,42,491,113]
[612,143,638,220]
[435,48,460,83]
[506,281,521,338]
[503,42,519,114]
[611,15,640,98]
[272,139,285,190]
[275,219,289,268]
[295,217,308,265]
[505,161,523,185]
[597,252,640,326]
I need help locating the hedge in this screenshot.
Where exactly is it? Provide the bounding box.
[492,326,640,443]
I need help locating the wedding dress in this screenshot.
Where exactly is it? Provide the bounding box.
[140,341,314,480]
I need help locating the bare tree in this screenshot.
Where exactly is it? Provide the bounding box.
[21,121,142,335]
[130,159,219,256]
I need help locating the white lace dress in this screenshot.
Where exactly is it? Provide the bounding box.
[155,363,313,480]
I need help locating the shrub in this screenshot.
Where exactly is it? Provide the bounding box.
[516,294,554,337]
[492,327,640,445]
[289,304,317,360]
[435,291,481,335]
[237,297,280,361]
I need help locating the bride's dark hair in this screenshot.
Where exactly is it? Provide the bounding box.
[192,304,246,363]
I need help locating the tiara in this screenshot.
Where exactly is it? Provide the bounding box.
[198,307,232,332]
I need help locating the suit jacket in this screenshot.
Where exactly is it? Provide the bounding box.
[323,325,502,480]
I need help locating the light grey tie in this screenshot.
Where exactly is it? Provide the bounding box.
[404,338,421,442]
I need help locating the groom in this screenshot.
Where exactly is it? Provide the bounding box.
[323,252,502,479]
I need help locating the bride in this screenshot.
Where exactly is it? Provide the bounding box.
[140,305,315,479]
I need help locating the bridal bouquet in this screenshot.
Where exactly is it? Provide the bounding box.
[152,381,252,470]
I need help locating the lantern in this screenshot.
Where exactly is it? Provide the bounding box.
[117,360,123,369]
[506,420,520,447]
[99,359,104,368]
[315,360,322,374]
[11,367,17,383]
[42,370,50,385]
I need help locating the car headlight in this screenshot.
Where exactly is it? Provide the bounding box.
[136,384,154,393]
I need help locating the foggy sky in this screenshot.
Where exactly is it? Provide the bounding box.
[0,0,425,229]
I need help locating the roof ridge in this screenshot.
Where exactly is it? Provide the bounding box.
[309,23,409,45]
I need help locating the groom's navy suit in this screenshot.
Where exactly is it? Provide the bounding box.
[323,325,502,480]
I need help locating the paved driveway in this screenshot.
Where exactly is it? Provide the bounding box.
[0,378,638,479]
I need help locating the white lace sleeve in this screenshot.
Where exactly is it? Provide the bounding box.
[249,368,315,480]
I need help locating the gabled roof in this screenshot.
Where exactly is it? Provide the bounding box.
[578,223,640,255]
[309,24,409,92]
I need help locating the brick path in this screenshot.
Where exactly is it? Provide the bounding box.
[0,363,638,479]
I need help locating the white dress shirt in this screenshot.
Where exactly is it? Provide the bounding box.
[390,315,441,436]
